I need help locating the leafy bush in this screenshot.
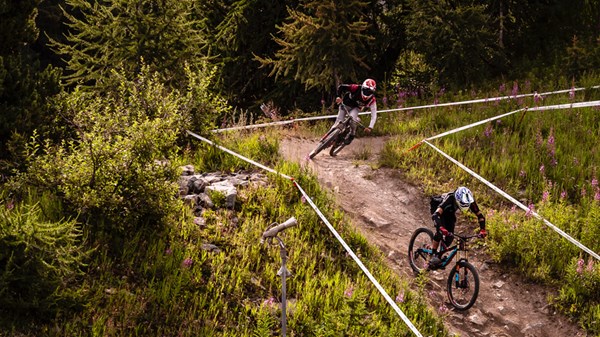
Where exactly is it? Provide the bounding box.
[13,67,190,234]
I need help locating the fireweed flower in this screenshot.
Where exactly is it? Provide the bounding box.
[577,258,585,274]
[262,297,276,307]
[396,291,405,303]
[519,170,526,177]
[595,191,600,201]
[539,165,545,174]
[570,86,576,100]
[438,304,449,314]
[484,124,493,137]
[165,248,173,255]
[560,191,567,199]
[542,191,550,202]
[344,285,354,298]
[182,258,193,268]
[511,82,519,97]
[526,204,535,217]
[592,178,598,187]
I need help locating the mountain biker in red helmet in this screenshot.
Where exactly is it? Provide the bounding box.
[331,78,378,145]
[428,186,487,269]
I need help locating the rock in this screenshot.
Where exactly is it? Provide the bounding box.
[180,164,195,176]
[191,177,207,193]
[493,280,505,289]
[361,210,392,228]
[198,193,214,209]
[206,181,237,209]
[468,311,488,326]
[201,243,221,253]
[182,194,198,206]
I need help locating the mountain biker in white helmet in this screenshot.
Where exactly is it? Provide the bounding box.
[428,186,487,269]
[331,78,377,145]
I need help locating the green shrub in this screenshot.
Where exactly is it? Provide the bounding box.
[14,67,189,235]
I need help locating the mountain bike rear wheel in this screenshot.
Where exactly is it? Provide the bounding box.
[309,129,340,159]
[447,260,479,310]
[408,227,434,273]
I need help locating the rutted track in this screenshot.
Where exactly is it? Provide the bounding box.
[279,134,585,337]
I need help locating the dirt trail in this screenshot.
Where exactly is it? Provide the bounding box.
[279,134,586,337]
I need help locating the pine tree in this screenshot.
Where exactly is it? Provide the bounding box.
[52,0,208,90]
[0,0,62,173]
[257,0,373,94]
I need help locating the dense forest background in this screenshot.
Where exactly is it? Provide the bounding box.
[3,0,600,173]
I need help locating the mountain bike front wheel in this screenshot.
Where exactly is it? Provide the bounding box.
[446,260,479,310]
[407,227,434,273]
[309,129,340,159]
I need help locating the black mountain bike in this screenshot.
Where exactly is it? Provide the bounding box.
[308,105,363,159]
[408,228,481,310]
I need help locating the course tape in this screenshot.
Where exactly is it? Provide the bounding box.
[186,130,424,337]
[426,100,600,141]
[292,181,424,337]
[422,140,600,261]
[212,85,600,133]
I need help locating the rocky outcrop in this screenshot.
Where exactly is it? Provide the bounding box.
[178,164,268,215]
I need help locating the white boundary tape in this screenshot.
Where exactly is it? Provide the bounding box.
[212,85,600,133]
[186,130,424,337]
[420,100,600,261]
[427,100,600,141]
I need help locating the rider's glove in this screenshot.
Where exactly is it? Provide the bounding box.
[439,226,451,237]
[432,212,442,228]
[364,127,372,133]
[478,229,487,238]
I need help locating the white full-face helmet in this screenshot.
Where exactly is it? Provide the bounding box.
[455,186,474,211]
[361,78,376,100]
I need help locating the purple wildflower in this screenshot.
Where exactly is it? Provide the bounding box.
[396,291,405,303]
[262,297,276,307]
[165,248,173,255]
[6,199,14,211]
[519,170,526,177]
[526,204,535,217]
[573,157,579,165]
[569,86,576,100]
[539,165,545,174]
[577,258,585,274]
[560,191,567,199]
[582,188,587,197]
[344,285,354,298]
[512,82,519,97]
[592,178,598,187]
[182,258,193,268]
[595,191,600,201]
[542,191,550,202]
[587,259,594,272]
[484,124,493,137]
[438,304,449,314]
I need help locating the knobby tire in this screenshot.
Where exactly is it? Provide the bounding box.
[446,260,479,310]
[309,129,340,159]
[407,227,434,274]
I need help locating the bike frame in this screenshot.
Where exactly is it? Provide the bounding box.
[419,234,475,269]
